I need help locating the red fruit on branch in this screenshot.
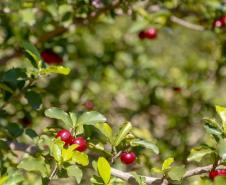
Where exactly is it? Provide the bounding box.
[71,137,88,152]
[20,117,32,127]
[138,31,146,39]
[213,16,226,28]
[83,100,94,110]
[56,129,72,144]
[138,28,158,40]
[145,28,157,39]
[41,50,63,65]
[172,86,182,93]
[209,169,226,180]
[120,152,136,165]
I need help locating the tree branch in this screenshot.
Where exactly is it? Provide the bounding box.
[5,140,221,185]
[170,15,205,31]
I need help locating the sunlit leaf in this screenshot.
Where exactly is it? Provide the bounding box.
[97,157,111,185]
[114,122,132,146]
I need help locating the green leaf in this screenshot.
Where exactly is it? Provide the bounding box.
[22,41,41,68]
[45,107,72,129]
[168,165,186,181]
[130,139,159,154]
[62,144,78,161]
[3,171,24,185]
[0,83,13,93]
[217,139,226,160]
[18,156,49,177]
[72,151,89,166]
[187,147,214,162]
[25,128,38,139]
[95,123,113,143]
[216,105,226,123]
[151,167,163,174]
[66,165,83,184]
[204,122,222,140]
[69,112,77,128]
[97,157,111,185]
[40,66,71,75]
[90,175,105,185]
[113,122,132,146]
[50,139,64,162]
[7,123,23,138]
[132,172,147,185]
[77,111,107,125]
[25,91,42,109]
[162,157,174,171]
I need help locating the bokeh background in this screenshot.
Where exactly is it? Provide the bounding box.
[0,0,226,184]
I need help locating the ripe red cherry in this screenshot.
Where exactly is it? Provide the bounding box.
[213,19,224,28]
[209,169,226,180]
[138,31,146,39]
[20,117,32,127]
[144,28,157,39]
[71,137,88,152]
[41,50,63,65]
[120,152,136,165]
[83,100,94,111]
[172,86,182,93]
[56,129,72,144]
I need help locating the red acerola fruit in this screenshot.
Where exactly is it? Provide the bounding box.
[213,19,224,28]
[138,31,146,39]
[71,137,88,152]
[20,117,32,127]
[56,129,72,144]
[41,50,63,65]
[172,86,182,93]
[120,152,136,165]
[209,169,226,180]
[83,100,94,111]
[144,28,157,39]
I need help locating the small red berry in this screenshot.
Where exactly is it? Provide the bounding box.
[83,100,94,111]
[144,28,157,39]
[172,86,182,93]
[71,137,88,152]
[213,19,224,28]
[209,169,226,180]
[20,117,32,127]
[41,50,63,65]
[120,152,136,165]
[138,31,146,39]
[56,129,72,144]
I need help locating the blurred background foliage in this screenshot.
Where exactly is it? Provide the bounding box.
[0,0,226,184]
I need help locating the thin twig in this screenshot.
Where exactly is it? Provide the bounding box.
[49,163,58,181]
[170,16,205,31]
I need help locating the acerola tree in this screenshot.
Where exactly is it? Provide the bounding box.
[0,1,226,185]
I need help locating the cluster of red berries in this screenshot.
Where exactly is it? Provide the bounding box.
[138,28,157,40]
[41,50,63,65]
[56,130,136,164]
[56,129,88,152]
[209,169,226,180]
[213,15,226,28]
[120,151,136,165]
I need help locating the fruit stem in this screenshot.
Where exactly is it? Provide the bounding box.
[49,162,58,182]
[111,151,122,164]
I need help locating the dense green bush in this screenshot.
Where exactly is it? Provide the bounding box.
[0,0,226,185]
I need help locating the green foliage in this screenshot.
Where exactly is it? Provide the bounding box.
[0,0,225,185]
[18,156,50,177]
[97,157,111,185]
